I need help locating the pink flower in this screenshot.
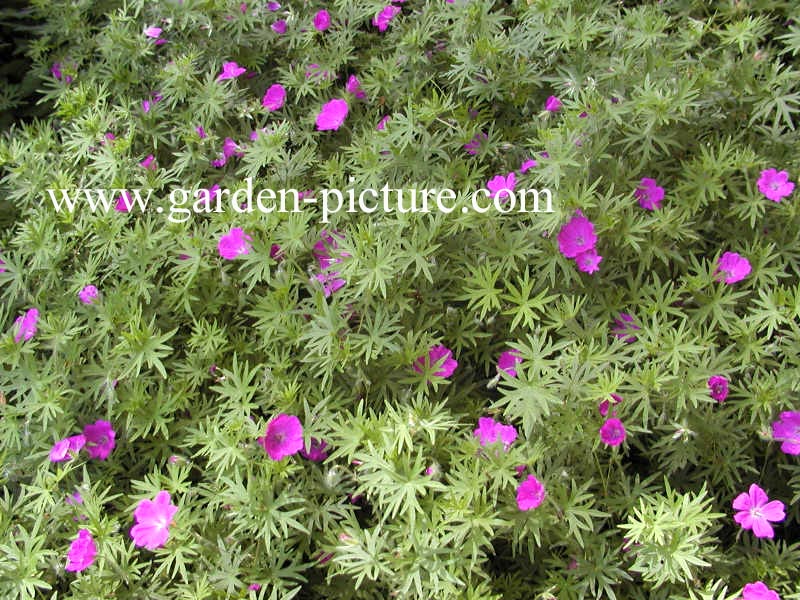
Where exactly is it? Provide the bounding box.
[742,581,781,600]
[221,137,243,159]
[377,115,391,130]
[50,435,86,462]
[0,255,5,273]
[262,84,286,111]
[575,248,602,274]
[545,95,562,112]
[372,5,401,31]
[771,411,800,455]
[557,210,597,258]
[611,312,639,343]
[130,491,179,550]
[516,474,546,510]
[486,172,516,202]
[217,61,247,81]
[65,529,97,572]
[463,132,487,155]
[66,491,83,505]
[196,125,207,139]
[707,375,728,402]
[715,251,751,284]
[497,349,522,377]
[79,285,99,305]
[313,9,331,31]
[635,177,665,210]
[83,420,116,460]
[346,75,367,100]
[413,344,458,378]
[314,271,346,297]
[144,26,162,38]
[218,227,252,260]
[473,417,517,449]
[249,583,263,591]
[757,168,794,202]
[115,191,132,212]
[142,99,152,113]
[267,2,280,10]
[598,393,623,417]
[599,418,626,446]
[258,414,304,460]
[519,158,537,173]
[13,308,39,343]
[272,19,287,34]
[733,483,785,539]
[51,63,62,80]
[300,437,329,462]
[316,99,349,131]
[139,154,156,170]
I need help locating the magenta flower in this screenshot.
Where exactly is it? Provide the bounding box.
[313,271,347,297]
[497,349,522,377]
[144,26,162,38]
[313,230,348,268]
[519,158,537,173]
[262,84,286,111]
[486,172,516,202]
[217,61,247,81]
[771,411,800,455]
[757,168,795,202]
[346,75,367,100]
[463,132,487,155]
[79,285,99,305]
[142,99,152,113]
[575,248,602,274]
[13,308,39,343]
[0,255,5,273]
[196,125,207,139]
[258,414,304,460]
[372,5,401,31]
[544,95,562,112]
[313,9,331,31]
[715,251,751,284]
[65,529,97,572]
[733,483,785,539]
[83,420,116,460]
[516,474,546,510]
[221,137,243,159]
[272,19,287,34]
[635,177,665,211]
[267,1,280,10]
[249,583,263,591]
[139,154,156,170]
[413,344,458,379]
[66,491,83,505]
[316,99,349,131]
[473,417,517,449]
[49,435,86,462]
[742,581,781,600]
[707,375,729,402]
[51,63,62,80]
[598,393,623,417]
[599,418,626,446]
[218,227,252,260]
[115,191,132,213]
[377,115,391,130]
[130,491,179,550]
[557,210,597,258]
[300,437,329,462]
[611,312,640,343]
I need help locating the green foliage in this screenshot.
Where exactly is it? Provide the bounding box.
[1,0,800,599]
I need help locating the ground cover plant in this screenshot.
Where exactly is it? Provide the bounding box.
[1,0,800,598]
